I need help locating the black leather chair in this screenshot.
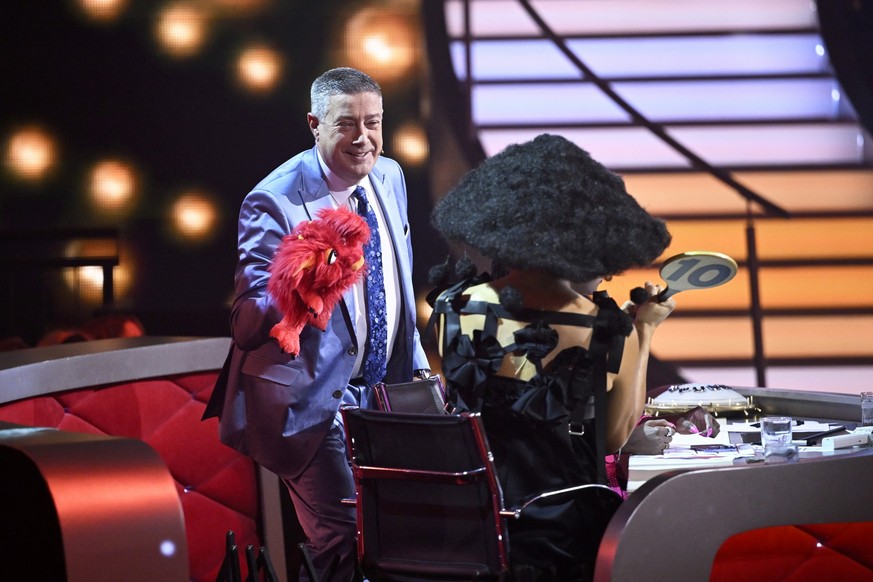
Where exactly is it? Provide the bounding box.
[340,406,621,581]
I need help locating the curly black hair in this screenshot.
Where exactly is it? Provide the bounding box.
[431,134,671,282]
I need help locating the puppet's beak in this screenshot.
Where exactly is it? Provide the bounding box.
[293,255,315,276]
[352,256,364,271]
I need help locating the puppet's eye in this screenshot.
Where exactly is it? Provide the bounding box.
[325,249,338,265]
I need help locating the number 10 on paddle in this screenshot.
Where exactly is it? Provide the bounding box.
[657,251,738,301]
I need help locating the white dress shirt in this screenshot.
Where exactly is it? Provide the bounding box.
[317,151,400,378]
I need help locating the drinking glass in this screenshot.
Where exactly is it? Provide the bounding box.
[761,416,795,457]
[861,392,873,427]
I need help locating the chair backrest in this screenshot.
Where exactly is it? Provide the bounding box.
[340,406,508,581]
[372,376,447,414]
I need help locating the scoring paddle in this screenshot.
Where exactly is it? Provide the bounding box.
[656,251,738,301]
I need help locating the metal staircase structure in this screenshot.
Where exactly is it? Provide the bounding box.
[423,0,873,390]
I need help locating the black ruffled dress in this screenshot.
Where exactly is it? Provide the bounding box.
[432,277,632,581]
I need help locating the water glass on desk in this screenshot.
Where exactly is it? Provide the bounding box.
[862,392,873,427]
[761,416,795,457]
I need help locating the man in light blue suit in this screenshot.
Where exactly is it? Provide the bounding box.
[204,67,430,581]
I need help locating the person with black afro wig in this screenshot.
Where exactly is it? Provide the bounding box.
[428,133,675,581]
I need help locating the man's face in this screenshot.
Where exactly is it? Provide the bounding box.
[308,92,383,187]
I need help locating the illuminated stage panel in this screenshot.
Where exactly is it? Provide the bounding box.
[763,315,873,358]
[759,266,873,309]
[450,34,827,81]
[652,314,873,361]
[444,0,816,37]
[755,218,873,259]
[473,79,841,124]
[472,84,630,125]
[478,125,864,168]
[679,365,873,392]
[738,170,873,214]
[669,124,865,167]
[625,170,873,216]
[663,218,873,261]
[616,79,841,122]
[652,316,754,360]
[479,127,692,168]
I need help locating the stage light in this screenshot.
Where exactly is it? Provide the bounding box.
[169,191,218,242]
[343,7,418,84]
[76,0,128,23]
[235,44,283,93]
[391,121,428,166]
[4,126,58,182]
[156,3,208,58]
[88,159,137,216]
[62,240,133,305]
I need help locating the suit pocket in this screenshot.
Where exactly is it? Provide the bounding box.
[241,352,302,386]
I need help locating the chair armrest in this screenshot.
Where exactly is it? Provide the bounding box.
[356,464,487,485]
[502,483,621,520]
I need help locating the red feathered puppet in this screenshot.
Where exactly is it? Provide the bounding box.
[268,206,370,356]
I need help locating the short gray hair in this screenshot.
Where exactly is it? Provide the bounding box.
[310,67,382,120]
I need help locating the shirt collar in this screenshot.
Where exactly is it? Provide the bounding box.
[316,149,369,206]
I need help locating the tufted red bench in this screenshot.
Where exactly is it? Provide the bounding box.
[0,338,269,582]
[711,522,873,581]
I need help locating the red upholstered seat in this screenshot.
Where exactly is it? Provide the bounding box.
[0,371,261,582]
[711,523,873,582]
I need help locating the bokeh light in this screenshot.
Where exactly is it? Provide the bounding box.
[212,0,271,16]
[88,159,138,216]
[76,0,128,23]
[343,7,419,84]
[155,3,209,58]
[391,121,428,166]
[4,126,58,182]
[235,44,283,93]
[169,191,219,242]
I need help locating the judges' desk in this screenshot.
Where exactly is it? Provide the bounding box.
[595,387,873,582]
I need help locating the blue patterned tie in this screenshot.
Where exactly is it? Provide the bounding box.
[353,186,388,386]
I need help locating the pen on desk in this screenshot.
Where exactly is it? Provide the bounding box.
[795,425,845,446]
[750,420,805,428]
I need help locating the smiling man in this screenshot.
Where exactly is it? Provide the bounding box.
[203,67,430,582]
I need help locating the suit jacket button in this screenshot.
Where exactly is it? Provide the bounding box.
[347,346,357,356]
[332,390,342,399]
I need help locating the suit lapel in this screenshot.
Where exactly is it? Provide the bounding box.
[370,168,409,278]
[297,147,360,342]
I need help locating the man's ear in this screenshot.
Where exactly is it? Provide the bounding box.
[307,113,319,139]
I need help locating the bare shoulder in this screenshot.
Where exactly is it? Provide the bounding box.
[464,282,500,303]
